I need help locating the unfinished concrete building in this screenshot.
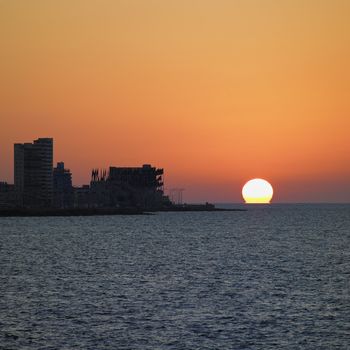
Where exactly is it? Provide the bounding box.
[89,164,165,209]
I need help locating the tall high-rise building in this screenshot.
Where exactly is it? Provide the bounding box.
[14,138,53,208]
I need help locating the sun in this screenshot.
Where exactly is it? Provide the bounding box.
[242,178,273,204]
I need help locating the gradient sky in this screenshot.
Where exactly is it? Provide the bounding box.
[1,0,349,202]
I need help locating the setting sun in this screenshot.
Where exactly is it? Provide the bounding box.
[242,179,274,204]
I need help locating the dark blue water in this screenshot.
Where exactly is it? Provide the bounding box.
[1,204,350,349]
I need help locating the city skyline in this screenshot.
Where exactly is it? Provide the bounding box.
[1,1,350,203]
[0,137,168,210]
[0,135,348,204]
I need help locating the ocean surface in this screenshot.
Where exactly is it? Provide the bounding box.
[1,204,349,349]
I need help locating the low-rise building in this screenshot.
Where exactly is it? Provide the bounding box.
[53,162,73,208]
[0,182,17,209]
[73,185,91,208]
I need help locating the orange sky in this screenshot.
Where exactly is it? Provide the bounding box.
[1,0,349,202]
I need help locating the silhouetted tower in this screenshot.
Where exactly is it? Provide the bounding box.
[14,138,53,207]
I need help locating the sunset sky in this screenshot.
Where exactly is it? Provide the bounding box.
[1,0,349,202]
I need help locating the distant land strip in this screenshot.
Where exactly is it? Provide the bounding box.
[0,205,246,217]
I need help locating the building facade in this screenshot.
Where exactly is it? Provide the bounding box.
[14,138,53,208]
[0,182,17,209]
[108,164,164,208]
[88,164,165,209]
[73,185,91,208]
[53,162,73,208]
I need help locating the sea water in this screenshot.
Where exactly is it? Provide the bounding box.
[1,204,349,349]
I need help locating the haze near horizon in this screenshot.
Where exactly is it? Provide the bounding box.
[1,0,349,202]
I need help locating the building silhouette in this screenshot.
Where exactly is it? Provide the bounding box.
[110,164,164,208]
[53,162,73,208]
[0,137,173,211]
[73,185,91,208]
[88,164,166,209]
[0,182,16,209]
[14,138,53,208]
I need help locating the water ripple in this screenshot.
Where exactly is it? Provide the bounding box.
[1,204,350,349]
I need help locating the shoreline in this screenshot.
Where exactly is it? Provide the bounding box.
[0,208,146,217]
[0,205,246,217]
